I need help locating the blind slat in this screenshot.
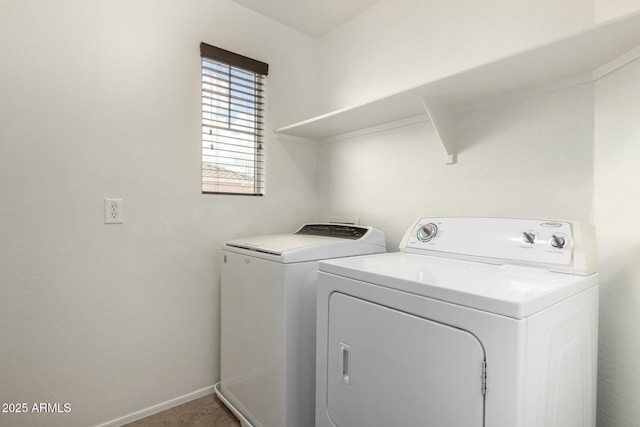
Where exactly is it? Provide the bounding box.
[201,71,264,90]
[201,101,264,117]
[202,120,263,135]
[202,93,263,110]
[202,149,264,160]
[203,158,263,165]
[203,130,263,141]
[203,155,264,165]
[201,82,264,101]
[202,166,265,173]
[201,95,263,112]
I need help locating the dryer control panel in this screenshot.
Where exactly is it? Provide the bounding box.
[400,217,597,275]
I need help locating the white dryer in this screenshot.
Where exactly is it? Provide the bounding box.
[216,224,385,427]
[315,217,599,427]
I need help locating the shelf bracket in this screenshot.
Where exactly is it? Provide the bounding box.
[422,97,456,164]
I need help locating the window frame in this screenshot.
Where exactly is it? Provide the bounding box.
[200,43,269,196]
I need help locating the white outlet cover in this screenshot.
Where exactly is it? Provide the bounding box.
[104,198,123,224]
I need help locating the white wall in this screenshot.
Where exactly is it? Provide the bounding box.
[316,0,597,247]
[595,0,640,22]
[318,0,595,111]
[594,57,640,427]
[317,85,595,249]
[0,1,318,426]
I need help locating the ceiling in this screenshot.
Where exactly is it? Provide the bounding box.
[231,0,382,38]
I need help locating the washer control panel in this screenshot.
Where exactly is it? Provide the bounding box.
[295,224,369,240]
[402,217,576,267]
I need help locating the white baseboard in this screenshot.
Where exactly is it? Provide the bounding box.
[94,385,215,427]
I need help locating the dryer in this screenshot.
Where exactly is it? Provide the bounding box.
[315,217,598,427]
[216,224,385,427]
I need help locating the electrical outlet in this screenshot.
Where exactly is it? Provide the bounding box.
[104,198,123,224]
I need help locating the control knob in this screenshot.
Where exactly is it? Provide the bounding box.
[521,232,536,244]
[550,234,566,249]
[417,223,438,242]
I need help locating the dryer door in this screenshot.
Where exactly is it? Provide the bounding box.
[326,292,485,427]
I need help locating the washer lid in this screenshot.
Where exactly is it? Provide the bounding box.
[224,224,385,263]
[319,252,598,319]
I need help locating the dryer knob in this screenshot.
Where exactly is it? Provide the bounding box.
[417,223,438,242]
[550,235,566,249]
[521,232,536,244]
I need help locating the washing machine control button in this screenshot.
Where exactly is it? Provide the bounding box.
[521,232,536,244]
[417,223,438,242]
[550,234,566,249]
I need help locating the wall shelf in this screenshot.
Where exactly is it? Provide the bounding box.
[274,11,640,163]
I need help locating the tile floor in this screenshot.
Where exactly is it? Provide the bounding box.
[123,393,240,427]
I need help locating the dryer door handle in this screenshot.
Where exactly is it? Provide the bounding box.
[340,342,351,385]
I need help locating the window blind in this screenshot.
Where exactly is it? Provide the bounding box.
[200,43,268,195]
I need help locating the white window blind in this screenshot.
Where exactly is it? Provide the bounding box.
[200,43,268,195]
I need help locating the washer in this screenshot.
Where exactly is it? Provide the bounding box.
[215,223,386,427]
[316,217,598,427]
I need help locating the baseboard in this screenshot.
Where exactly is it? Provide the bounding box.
[93,385,215,427]
[214,382,254,427]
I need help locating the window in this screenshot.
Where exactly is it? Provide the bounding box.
[200,43,269,195]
